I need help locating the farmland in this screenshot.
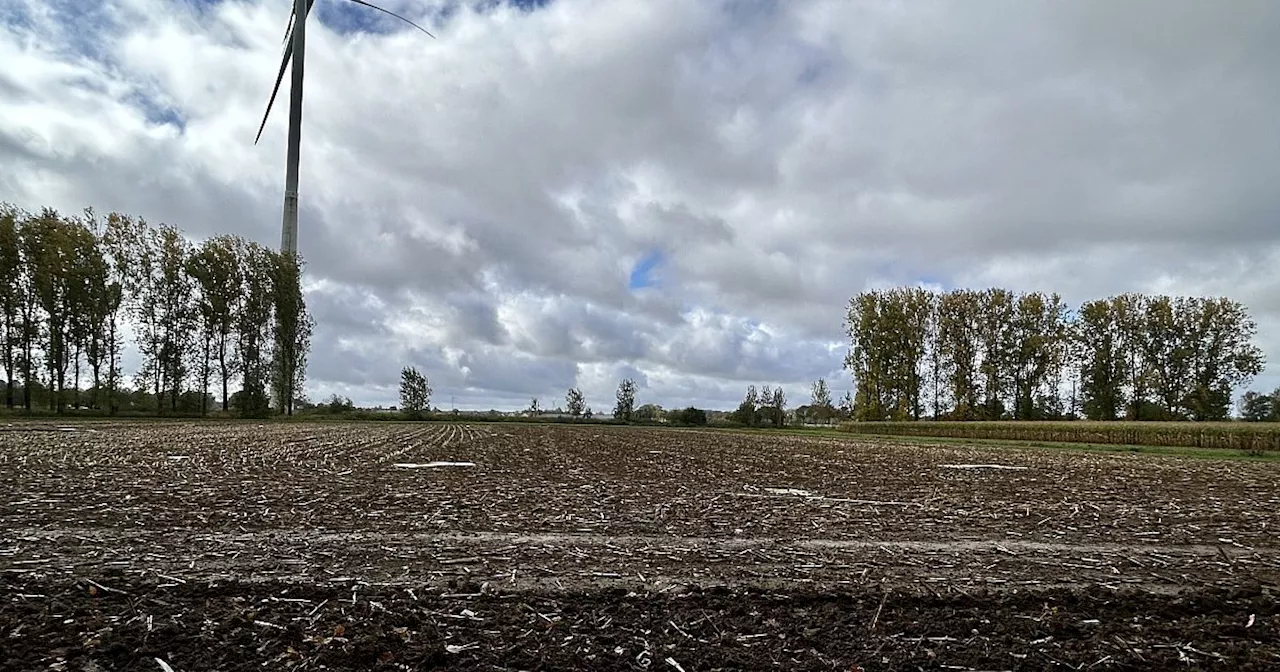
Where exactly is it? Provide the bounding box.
[838,420,1280,453]
[2,422,1279,670]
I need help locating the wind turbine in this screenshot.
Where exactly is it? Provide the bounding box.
[254,0,434,257]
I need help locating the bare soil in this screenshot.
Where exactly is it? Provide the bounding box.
[2,421,1277,670]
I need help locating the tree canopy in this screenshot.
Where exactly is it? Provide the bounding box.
[0,202,311,417]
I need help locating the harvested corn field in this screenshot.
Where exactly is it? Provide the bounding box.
[1,421,1278,670]
[838,420,1280,453]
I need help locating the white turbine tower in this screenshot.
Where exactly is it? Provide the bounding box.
[254,0,434,257]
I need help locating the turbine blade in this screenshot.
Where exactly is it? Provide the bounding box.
[282,7,293,44]
[258,0,317,144]
[254,32,294,145]
[344,0,435,38]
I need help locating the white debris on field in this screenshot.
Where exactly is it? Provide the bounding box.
[939,463,1028,471]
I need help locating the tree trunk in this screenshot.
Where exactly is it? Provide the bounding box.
[55,364,65,414]
[107,319,119,414]
[21,336,32,411]
[90,360,101,411]
[3,348,13,409]
[73,342,81,410]
[47,343,57,412]
[55,337,67,414]
[201,335,210,416]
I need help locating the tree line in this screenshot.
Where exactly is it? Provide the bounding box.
[0,203,312,417]
[396,369,715,426]
[844,287,1265,422]
[1239,388,1280,422]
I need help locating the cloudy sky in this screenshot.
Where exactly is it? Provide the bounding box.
[2,0,1278,411]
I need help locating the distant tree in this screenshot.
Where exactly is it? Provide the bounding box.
[399,366,431,419]
[584,406,594,419]
[768,386,786,427]
[1076,298,1129,421]
[732,385,758,426]
[99,212,150,413]
[845,292,886,421]
[672,407,707,426]
[1010,292,1067,420]
[1111,293,1150,419]
[889,287,934,420]
[613,378,637,422]
[323,393,354,414]
[528,397,540,415]
[976,288,1017,420]
[810,378,833,424]
[936,289,983,419]
[757,385,773,425]
[187,235,243,415]
[925,302,945,419]
[23,209,79,412]
[565,387,585,417]
[1182,297,1264,421]
[13,213,42,411]
[844,288,933,421]
[1239,391,1274,422]
[0,204,21,408]
[71,209,119,412]
[270,251,312,416]
[155,225,198,412]
[838,390,853,420]
[236,243,275,418]
[635,403,664,423]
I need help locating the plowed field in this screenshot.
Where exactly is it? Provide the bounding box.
[2,421,1277,670]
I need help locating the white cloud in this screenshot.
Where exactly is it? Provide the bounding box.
[2,0,1278,410]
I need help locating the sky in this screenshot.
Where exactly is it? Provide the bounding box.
[2,0,1279,412]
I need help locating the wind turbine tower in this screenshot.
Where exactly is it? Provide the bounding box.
[254,0,434,256]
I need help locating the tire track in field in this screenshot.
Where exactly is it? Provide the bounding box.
[7,527,1278,595]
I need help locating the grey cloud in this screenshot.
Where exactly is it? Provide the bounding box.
[444,294,507,346]
[3,0,1279,410]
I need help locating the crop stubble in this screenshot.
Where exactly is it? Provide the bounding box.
[1,422,1277,670]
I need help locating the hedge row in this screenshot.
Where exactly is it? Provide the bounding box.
[838,421,1280,453]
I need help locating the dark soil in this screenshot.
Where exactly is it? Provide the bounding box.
[2,422,1279,670]
[3,576,1277,671]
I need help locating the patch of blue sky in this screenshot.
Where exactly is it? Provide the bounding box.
[506,0,552,11]
[471,0,553,14]
[22,1,122,67]
[628,250,664,291]
[0,1,33,31]
[315,0,404,36]
[914,275,949,291]
[182,0,224,16]
[300,0,555,37]
[124,90,187,132]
